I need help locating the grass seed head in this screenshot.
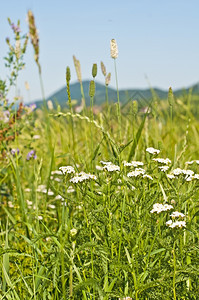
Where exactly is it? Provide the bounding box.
[105,72,111,86]
[73,55,82,83]
[168,87,174,106]
[92,63,97,78]
[27,10,41,73]
[110,38,118,59]
[66,66,71,82]
[100,61,106,76]
[89,80,95,98]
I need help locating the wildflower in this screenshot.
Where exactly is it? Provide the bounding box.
[142,174,153,180]
[51,170,63,175]
[55,195,64,201]
[54,177,61,182]
[171,168,183,176]
[70,172,97,183]
[159,166,169,172]
[59,166,75,174]
[26,150,37,160]
[146,147,160,155]
[37,184,46,191]
[33,135,40,139]
[67,186,75,193]
[123,160,144,167]
[11,148,19,156]
[26,103,36,114]
[103,164,120,172]
[41,189,54,196]
[11,23,21,33]
[153,158,171,164]
[38,216,43,220]
[110,39,118,59]
[182,169,194,176]
[100,161,113,165]
[48,204,56,209]
[127,168,145,177]
[167,174,175,179]
[170,211,185,218]
[96,165,103,171]
[150,203,173,214]
[166,220,186,228]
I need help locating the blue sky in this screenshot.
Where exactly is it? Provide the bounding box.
[1,0,199,102]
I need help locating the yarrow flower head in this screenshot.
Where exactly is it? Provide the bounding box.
[153,158,171,164]
[127,168,145,177]
[170,211,185,218]
[70,172,97,183]
[142,174,153,180]
[166,220,186,228]
[103,164,120,172]
[123,160,144,167]
[59,166,75,174]
[150,203,173,214]
[146,147,160,155]
[159,166,169,172]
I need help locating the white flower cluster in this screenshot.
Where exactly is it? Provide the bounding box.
[166,167,199,181]
[127,168,146,177]
[70,172,97,183]
[146,147,160,155]
[100,161,120,172]
[150,203,173,214]
[143,174,153,180]
[123,160,144,167]
[59,166,75,174]
[51,170,63,175]
[166,210,186,228]
[166,220,186,228]
[153,158,171,164]
[170,211,185,218]
[159,166,170,172]
[36,185,54,196]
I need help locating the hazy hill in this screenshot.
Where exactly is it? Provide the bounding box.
[34,80,199,108]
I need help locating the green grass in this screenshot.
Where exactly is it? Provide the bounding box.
[1,12,199,299]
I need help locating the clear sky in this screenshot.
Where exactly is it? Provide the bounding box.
[1,0,199,103]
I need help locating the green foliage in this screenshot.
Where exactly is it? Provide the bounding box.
[1,12,199,300]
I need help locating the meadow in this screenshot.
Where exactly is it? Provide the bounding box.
[0,12,199,300]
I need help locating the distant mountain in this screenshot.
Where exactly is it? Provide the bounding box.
[34,80,199,108]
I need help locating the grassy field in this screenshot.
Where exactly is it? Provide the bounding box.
[0,12,199,300]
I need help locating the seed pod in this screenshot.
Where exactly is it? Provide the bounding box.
[92,63,97,78]
[105,72,111,86]
[110,39,118,59]
[100,61,106,77]
[89,80,95,98]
